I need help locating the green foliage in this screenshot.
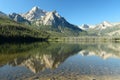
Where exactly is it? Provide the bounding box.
[0,16,50,41]
[1,42,120,66]
[32,24,86,37]
[0,42,81,65]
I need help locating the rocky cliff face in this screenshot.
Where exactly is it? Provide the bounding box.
[81,21,120,36]
[7,6,83,36]
[9,13,30,24]
[34,11,82,34]
[21,6,46,21]
[35,11,69,26]
[95,21,113,30]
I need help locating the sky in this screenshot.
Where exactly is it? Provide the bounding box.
[0,0,120,25]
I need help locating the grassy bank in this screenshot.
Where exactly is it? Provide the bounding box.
[48,36,120,42]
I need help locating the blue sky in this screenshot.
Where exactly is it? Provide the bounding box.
[0,0,120,25]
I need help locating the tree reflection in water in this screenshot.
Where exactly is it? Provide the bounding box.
[0,42,120,80]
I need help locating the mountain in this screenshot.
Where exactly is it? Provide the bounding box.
[80,21,113,31]
[92,21,113,36]
[79,24,96,31]
[0,16,49,43]
[99,24,120,36]
[0,11,7,17]
[36,11,68,26]
[0,5,85,43]
[112,22,120,25]
[34,11,84,36]
[1,6,120,38]
[95,21,113,30]
[21,6,46,21]
[79,24,90,30]
[9,13,30,24]
[7,6,85,37]
[83,21,120,36]
[81,24,89,28]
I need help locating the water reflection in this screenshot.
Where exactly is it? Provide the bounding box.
[0,42,120,80]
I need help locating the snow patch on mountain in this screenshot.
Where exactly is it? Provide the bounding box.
[35,11,65,26]
[21,6,46,21]
[95,21,113,30]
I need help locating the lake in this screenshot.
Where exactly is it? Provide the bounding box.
[0,42,120,80]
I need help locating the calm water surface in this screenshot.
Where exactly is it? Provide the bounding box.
[0,42,120,80]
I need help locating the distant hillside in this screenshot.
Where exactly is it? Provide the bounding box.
[33,11,87,37]
[0,11,7,17]
[9,13,30,25]
[1,6,120,42]
[9,7,86,37]
[0,16,49,43]
[82,21,120,37]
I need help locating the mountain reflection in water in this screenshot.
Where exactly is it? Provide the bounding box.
[0,42,120,80]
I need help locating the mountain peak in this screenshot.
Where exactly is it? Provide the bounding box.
[32,6,39,9]
[36,11,65,26]
[44,10,61,21]
[102,21,112,26]
[21,6,46,21]
[79,24,90,30]
[31,6,40,11]
[52,10,57,13]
